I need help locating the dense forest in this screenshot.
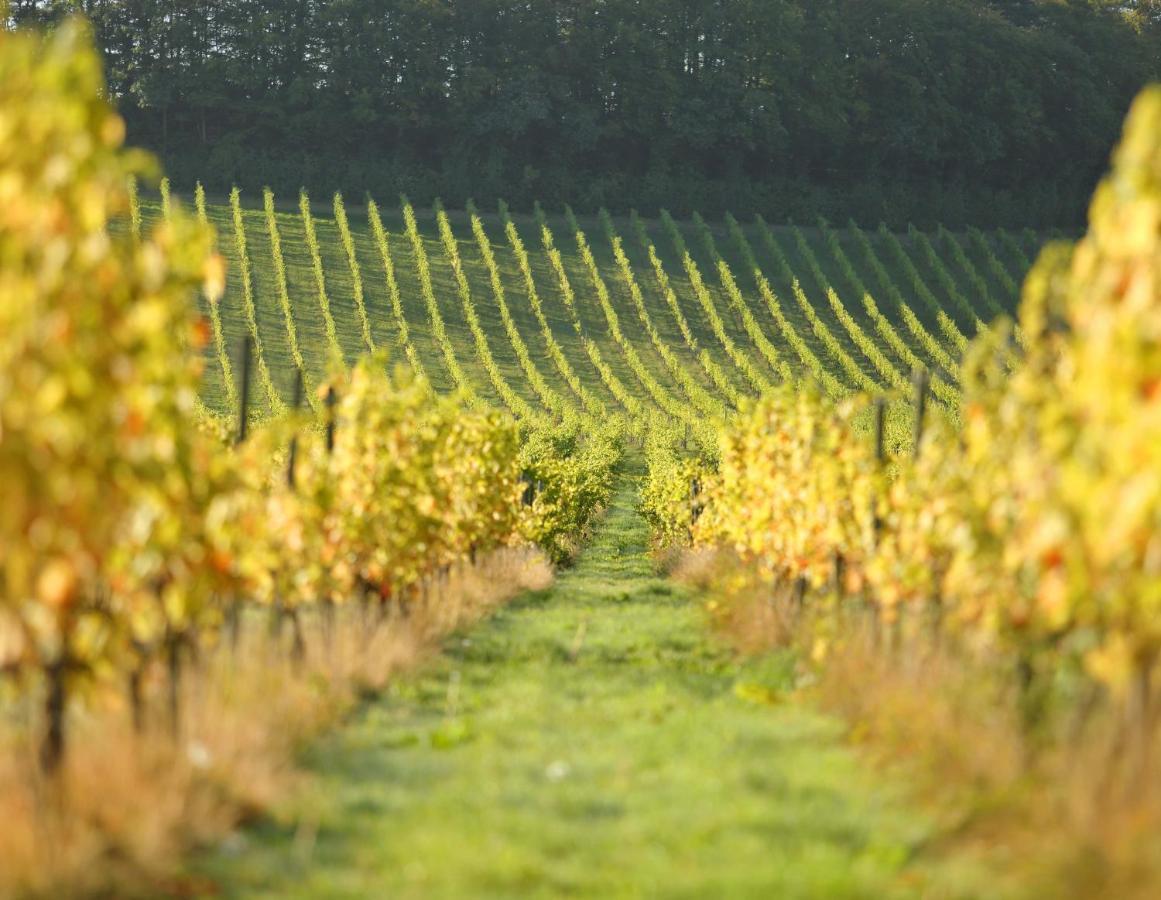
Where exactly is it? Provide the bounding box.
[7,0,1161,224]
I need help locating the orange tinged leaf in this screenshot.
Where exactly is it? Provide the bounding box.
[36,560,77,609]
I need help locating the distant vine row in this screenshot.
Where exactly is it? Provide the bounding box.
[876,224,970,353]
[659,209,770,395]
[467,200,571,419]
[789,224,907,390]
[723,214,844,398]
[629,211,743,408]
[967,227,1020,309]
[598,209,724,418]
[816,218,959,408]
[997,227,1034,282]
[402,197,476,402]
[691,212,795,384]
[753,217,877,393]
[499,202,607,418]
[436,200,536,419]
[535,205,645,418]
[229,186,282,410]
[846,220,962,380]
[565,206,688,421]
[366,198,429,384]
[262,188,308,386]
[334,191,375,353]
[908,225,986,335]
[299,190,343,362]
[128,174,141,241]
[194,181,237,410]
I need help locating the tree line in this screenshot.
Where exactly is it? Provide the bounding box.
[6,0,1161,226]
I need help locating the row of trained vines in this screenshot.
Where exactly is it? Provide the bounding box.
[129,171,1044,435]
[0,28,625,793]
[642,86,1161,782]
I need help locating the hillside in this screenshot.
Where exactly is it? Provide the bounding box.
[149,186,1047,420]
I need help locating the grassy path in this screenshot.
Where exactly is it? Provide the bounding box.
[200,468,954,899]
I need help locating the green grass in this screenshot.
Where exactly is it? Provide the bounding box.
[194,465,998,899]
[144,186,1049,421]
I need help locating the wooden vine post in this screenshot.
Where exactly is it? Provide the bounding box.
[228,335,252,655]
[325,385,336,455]
[688,476,704,545]
[286,369,303,488]
[912,367,929,455]
[910,366,945,644]
[40,647,68,774]
[236,334,252,446]
[866,396,888,644]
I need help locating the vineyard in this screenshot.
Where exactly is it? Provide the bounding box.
[7,10,1161,900]
[170,185,1045,430]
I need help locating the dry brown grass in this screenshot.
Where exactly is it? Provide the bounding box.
[672,547,797,653]
[682,547,1161,899]
[0,547,552,899]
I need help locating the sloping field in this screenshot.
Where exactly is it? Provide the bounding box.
[140,186,1048,420]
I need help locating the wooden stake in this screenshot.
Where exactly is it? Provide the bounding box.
[166,631,182,740]
[236,334,252,445]
[286,368,304,488]
[325,385,337,454]
[872,397,886,548]
[873,397,886,463]
[912,367,929,456]
[40,656,66,774]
